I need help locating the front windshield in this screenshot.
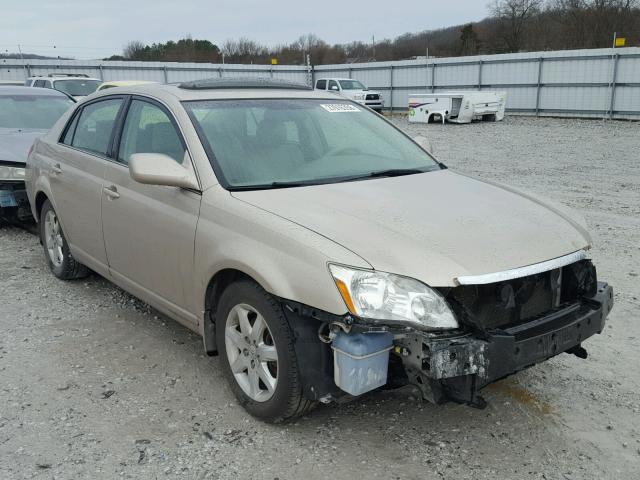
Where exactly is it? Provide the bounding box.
[339,80,366,90]
[185,99,439,189]
[53,79,101,96]
[0,95,74,129]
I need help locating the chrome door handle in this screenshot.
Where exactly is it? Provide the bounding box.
[103,185,120,199]
[51,163,62,175]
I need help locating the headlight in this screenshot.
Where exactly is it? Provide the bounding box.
[0,165,26,181]
[329,264,458,330]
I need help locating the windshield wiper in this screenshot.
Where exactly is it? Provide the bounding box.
[230,179,327,191]
[228,168,437,191]
[366,168,427,178]
[269,180,323,188]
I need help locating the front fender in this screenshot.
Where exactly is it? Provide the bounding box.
[194,186,372,322]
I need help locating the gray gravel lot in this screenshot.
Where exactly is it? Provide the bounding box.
[1,115,639,479]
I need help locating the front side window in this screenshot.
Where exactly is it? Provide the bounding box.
[185,99,439,189]
[71,99,122,156]
[339,80,366,90]
[118,100,186,165]
[0,94,74,129]
[33,80,46,88]
[328,80,339,91]
[53,79,101,96]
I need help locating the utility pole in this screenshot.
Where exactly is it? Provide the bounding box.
[17,44,24,61]
[372,35,375,60]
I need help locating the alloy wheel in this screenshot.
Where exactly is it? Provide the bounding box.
[44,210,64,267]
[225,303,279,402]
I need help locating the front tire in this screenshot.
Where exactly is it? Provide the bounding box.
[215,280,315,422]
[40,200,89,280]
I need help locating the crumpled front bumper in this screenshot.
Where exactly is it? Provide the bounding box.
[397,282,614,406]
[0,182,29,221]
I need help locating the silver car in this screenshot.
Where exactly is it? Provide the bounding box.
[25,78,613,422]
[0,86,74,222]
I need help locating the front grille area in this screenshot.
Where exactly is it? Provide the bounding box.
[365,94,379,100]
[439,260,597,330]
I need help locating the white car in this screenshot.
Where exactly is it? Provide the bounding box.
[315,78,384,112]
[26,74,101,100]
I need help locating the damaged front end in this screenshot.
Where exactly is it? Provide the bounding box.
[281,258,614,408]
[0,161,30,223]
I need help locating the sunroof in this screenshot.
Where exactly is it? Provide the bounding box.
[178,77,311,90]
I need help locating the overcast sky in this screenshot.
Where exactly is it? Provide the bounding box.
[1,0,489,59]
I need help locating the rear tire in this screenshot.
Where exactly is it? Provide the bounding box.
[40,200,89,280]
[215,280,315,422]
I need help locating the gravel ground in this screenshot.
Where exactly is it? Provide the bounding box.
[1,116,639,480]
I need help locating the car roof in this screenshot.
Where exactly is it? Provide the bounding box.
[317,78,358,81]
[28,76,101,81]
[90,77,345,102]
[0,85,72,97]
[100,80,156,87]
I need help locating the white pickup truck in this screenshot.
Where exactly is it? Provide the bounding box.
[315,78,384,112]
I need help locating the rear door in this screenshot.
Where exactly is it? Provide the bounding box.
[101,97,201,321]
[50,97,125,270]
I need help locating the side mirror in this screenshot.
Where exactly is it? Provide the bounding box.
[330,85,339,91]
[413,135,434,155]
[129,153,199,190]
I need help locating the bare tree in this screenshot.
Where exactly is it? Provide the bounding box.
[491,0,545,51]
[550,0,639,48]
[122,40,146,59]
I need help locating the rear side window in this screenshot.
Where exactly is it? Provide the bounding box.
[33,80,46,88]
[71,99,123,156]
[118,99,186,164]
[315,79,326,90]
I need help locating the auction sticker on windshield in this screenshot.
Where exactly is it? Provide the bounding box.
[321,104,361,113]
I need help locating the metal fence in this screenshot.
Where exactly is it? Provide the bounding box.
[0,58,309,85]
[2,47,639,119]
[315,47,640,120]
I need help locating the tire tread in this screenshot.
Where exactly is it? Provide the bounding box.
[217,280,317,422]
[40,200,90,280]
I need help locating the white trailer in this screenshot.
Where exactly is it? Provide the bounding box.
[408,91,507,124]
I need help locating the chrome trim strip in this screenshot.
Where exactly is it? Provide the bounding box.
[455,250,587,286]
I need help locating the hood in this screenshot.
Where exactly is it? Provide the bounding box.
[0,129,47,165]
[232,170,591,287]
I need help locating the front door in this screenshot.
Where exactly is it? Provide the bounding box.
[48,97,125,269]
[100,98,201,321]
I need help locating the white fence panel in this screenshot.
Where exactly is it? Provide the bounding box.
[482,60,538,85]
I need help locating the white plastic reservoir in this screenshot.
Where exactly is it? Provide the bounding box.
[332,331,394,396]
